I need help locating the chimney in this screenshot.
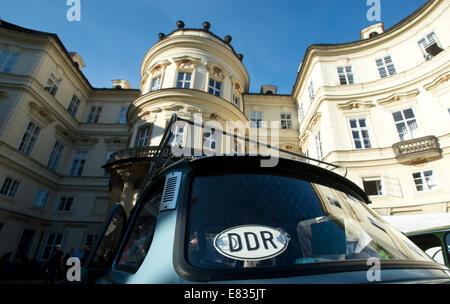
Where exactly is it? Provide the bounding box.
[360,22,384,40]
[112,79,131,89]
[68,52,86,69]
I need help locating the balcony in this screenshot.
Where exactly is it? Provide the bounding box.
[105,146,171,167]
[392,135,442,164]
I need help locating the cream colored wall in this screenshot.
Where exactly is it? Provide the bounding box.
[0,29,138,259]
[297,0,450,216]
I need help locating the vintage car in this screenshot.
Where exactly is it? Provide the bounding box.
[79,116,450,284]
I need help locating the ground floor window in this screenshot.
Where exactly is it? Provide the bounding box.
[42,233,64,260]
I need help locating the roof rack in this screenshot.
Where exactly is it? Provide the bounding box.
[136,113,348,202]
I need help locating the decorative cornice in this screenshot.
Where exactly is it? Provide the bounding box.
[306,112,322,133]
[148,59,171,76]
[206,62,228,81]
[55,124,76,145]
[376,89,420,106]
[423,72,450,92]
[337,100,376,111]
[72,136,100,150]
[28,101,55,128]
[104,137,128,151]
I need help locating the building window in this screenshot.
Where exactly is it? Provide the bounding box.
[169,124,186,147]
[18,121,41,156]
[203,127,220,154]
[299,102,305,122]
[84,234,98,248]
[392,108,420,141]
[67,95,81,117]
[151,77,161,91]
[315,132,323,160]
[104,152,114,176]
[337,66,354,85]
[376,55,396,79]
[0,51,19,73]
[349,118,371,149]
[42,233,64,260]
[232,94,240,108]
[68,150,88,176]
[362,177,384,196]
[136,125,152,147]
[250,111,263,128]
[86,106,102,123]
[208,78,221,97]
[47,141,64,171]
[280,113,292,129]
[0,177,20,198]
[44,73,60,97]
[33,190,49,208]
[118,106,127,124]
[308,81,315,101]
[418,32,443,60]
[177,72,192,88]
[56,197,74,212]
[413,170,437,192]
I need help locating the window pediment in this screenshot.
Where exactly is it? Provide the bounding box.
[72,136,99,150]
[148,60,170,77]
[423,72,450,92]
[337,100,375,111]
[28,101,55,128]
[55,124,75,145]
[173,56,201,71]
[377,89,419,107]
[206,62,228,81]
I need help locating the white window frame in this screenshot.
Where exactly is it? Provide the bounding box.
[33,190,49,208]
[44,73,60,97]
[250,111,263,128]
[117,106,128,124]
[67,94,81,117]
[86,106,102,123]
[280,113,293,129]
[232,93,240,108]
[418,31,442,60]
[203,127,220,154]
[349,118,372,149]
[42,233,64,260]
[0,177,20,198]
[56,196,74,212]
[136,124,152,147]
[176,72,192,89]
[47,141,65,171]
[68,150,88,176]
[392,108,420,141]
[0,51,19,73]
[18,121,41,156]
[169,123,187,147]
[376,55,396,79]
[315,131,323,160]
[308,80,315,101]
[151,76,161,91]
[208,78,222,97]
[362,177,384,196]
[337,66,354,85]
[412,170,438,192]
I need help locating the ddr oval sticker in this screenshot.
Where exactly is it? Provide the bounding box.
[213,225,290,261]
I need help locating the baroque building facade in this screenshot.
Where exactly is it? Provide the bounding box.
[0,0,449,262]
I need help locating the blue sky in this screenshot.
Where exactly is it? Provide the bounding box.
[0,0,427,94]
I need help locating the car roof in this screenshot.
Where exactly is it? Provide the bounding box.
[156,155,369,204]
